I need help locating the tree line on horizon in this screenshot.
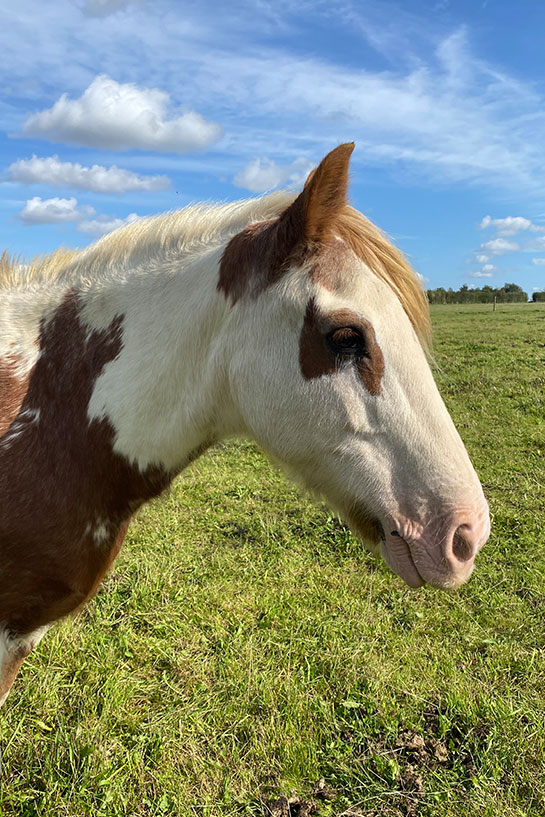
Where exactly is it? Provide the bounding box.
[426,283,545,304]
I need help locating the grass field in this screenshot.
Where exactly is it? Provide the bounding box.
[1,303,545,817]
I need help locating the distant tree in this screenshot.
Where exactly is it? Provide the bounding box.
[497,283,527,303]
[426,283,529,304]
[532,290,545,302]
[459,284,470,304]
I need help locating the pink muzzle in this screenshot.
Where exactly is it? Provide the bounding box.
[381,504,491,589]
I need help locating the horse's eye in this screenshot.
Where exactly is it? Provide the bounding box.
[327,327,367,355]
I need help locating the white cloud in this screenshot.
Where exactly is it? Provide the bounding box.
[470,270,493,278]
[524,235,545,252]
[469,261,496,279]
[533,287,544,292]
[18,196,94,224]
[532,258,545,266]
[474,215,545,265]
[479,215,545,236]
[22,75,223,153]
[7,155,169,193]
[77,212,139,236]
[18,195,139,236]
[233,156,314,193]
[479,238,519,255]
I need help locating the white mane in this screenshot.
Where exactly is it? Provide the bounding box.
[1,192,297,290]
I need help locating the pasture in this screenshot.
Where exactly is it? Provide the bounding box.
[1,302,544,816]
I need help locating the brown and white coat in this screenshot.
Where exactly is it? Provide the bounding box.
[0,144,489,706]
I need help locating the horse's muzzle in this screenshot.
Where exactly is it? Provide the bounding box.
[381,506,491,589]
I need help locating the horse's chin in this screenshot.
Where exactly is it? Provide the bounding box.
[380,532,425,588]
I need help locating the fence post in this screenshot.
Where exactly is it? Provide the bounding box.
[493,296,497,312]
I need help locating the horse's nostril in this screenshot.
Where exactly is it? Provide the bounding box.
[452,525,474,562]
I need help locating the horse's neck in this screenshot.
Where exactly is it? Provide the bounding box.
[1,242,242,513]
[81,245,239,475]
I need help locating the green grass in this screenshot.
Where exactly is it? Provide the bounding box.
[2,303,545,816]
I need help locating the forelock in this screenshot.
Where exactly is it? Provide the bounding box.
[334,206,431,353]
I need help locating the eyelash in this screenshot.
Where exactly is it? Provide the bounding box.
[326,327,368,357]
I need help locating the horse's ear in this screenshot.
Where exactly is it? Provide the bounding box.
[301,142,354,241]
[303,167,316,188]
[219,144,355,303]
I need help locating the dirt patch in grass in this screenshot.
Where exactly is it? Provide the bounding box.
[262,728,450,816]
[395,728,449,766]
[263,794,318,816]
[263,779,336,816]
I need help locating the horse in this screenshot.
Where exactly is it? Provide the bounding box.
[0,143,490,707]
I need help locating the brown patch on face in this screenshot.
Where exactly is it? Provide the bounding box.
[0,356,31,437]
[299,298,337,379]
[217,217,350,306]
[218,200,311,304]
[299,298,385,395]
[306,236,362,294]
[218,218,283,304]
[0,291,171,639]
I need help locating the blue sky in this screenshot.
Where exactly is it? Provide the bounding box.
[2,0,545,294]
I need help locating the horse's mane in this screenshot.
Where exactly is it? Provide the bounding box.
[0,248,79,289]
[0,193,296,289]
[0,193,430,350]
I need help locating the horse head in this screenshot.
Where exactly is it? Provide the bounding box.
[219,143,490,589]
